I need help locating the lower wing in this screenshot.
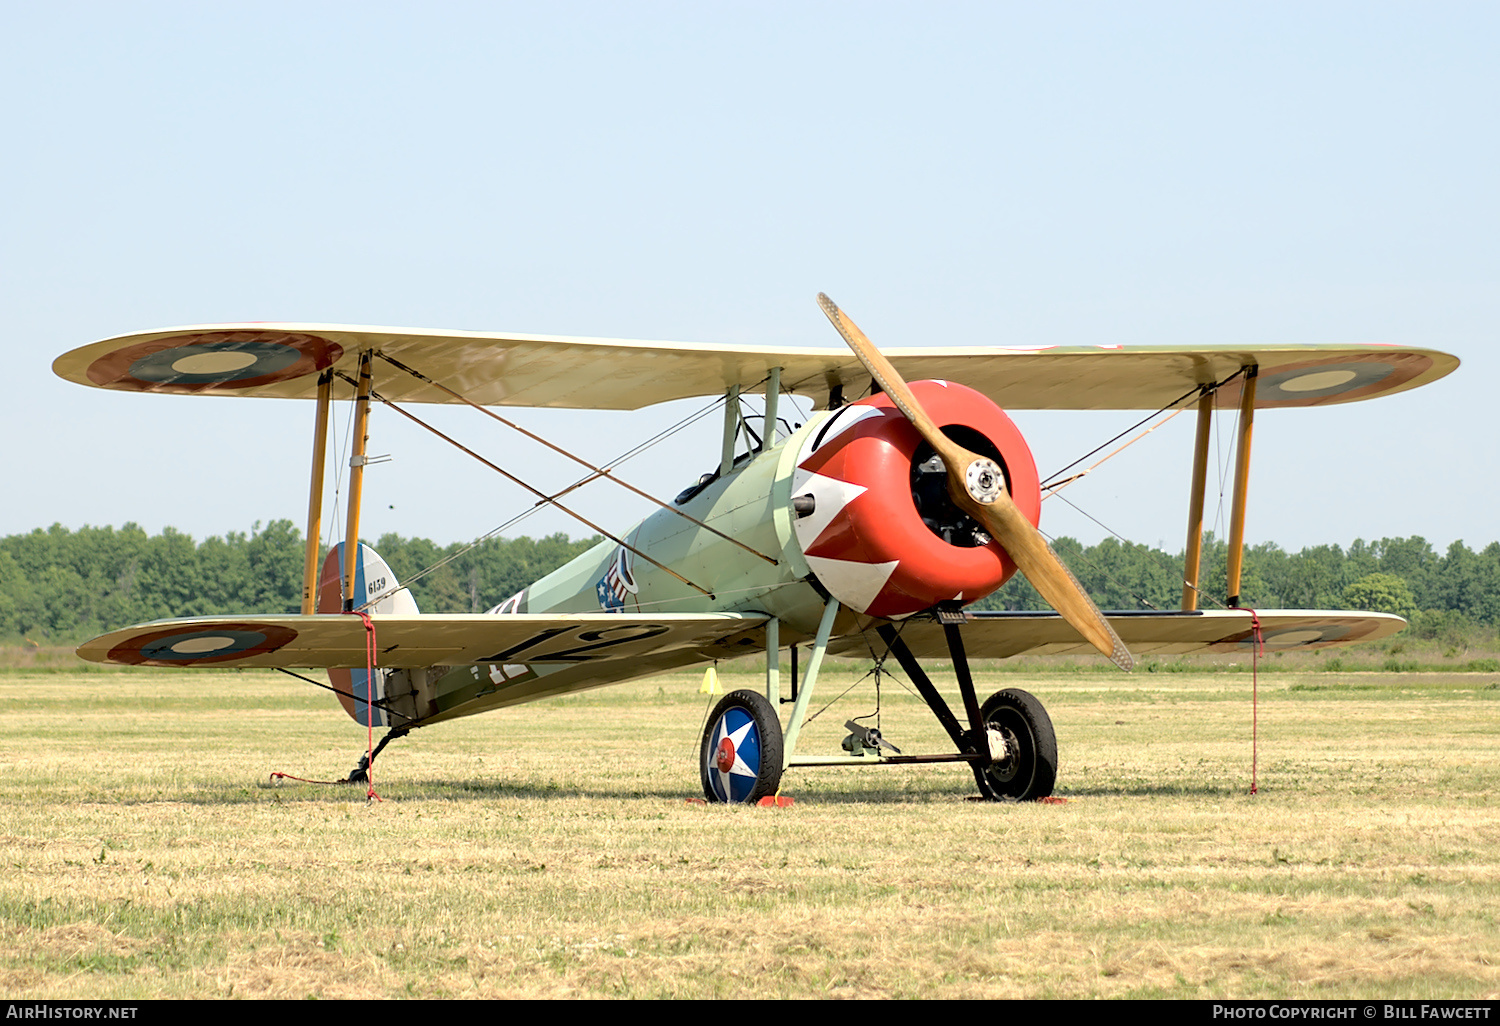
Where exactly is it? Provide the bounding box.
[77,608,1397,726]
[79,612,771,727]
[839,609,1405,661]
[78,612,769,670]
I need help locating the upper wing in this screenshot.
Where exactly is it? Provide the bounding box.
[79,612,767,670]
[53,323,1457,411]
[831,609,1406,661]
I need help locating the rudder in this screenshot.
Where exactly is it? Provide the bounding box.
[317,542,419,726]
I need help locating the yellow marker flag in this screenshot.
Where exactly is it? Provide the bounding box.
[699,665,722,695]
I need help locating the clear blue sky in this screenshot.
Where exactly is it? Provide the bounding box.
[3,2,1494,555]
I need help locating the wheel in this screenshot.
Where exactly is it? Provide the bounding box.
[972,688,1057,801]
[700,690,784,804]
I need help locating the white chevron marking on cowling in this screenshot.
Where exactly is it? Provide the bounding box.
[791,471,868,551]
[804,403,887,456]
[803,556,901,614]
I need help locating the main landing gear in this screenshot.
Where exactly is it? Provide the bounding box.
[696,608,1059,804]
[972,688,1057,802]
[880,620,1059,803]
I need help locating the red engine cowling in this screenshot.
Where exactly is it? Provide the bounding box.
[791,380,1041,618]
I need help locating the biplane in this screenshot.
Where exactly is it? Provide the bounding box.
[52,297,1459,802]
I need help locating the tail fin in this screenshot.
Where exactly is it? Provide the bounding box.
[317,542,419,726]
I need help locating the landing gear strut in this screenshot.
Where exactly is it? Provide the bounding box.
[878,621,1059,801]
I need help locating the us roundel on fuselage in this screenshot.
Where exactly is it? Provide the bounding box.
[84,330,343,393]
[790,380,1042,619]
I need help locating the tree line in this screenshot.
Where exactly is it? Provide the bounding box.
[0,521,597,642]
[2,520,1497,643]
[970,534,1500,645]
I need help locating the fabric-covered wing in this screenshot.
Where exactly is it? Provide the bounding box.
[835,609,1406,661]
[53,323,1458,411]
[78,612,767,670]
[79,611,771,730]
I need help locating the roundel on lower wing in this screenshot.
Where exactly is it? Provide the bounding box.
[1215,352,1433,409]
[1226,622,1354,649]
[791,381,1042,619]
[107,623,298,666]
[85,330,342,393]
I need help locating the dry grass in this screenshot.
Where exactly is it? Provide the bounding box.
[1,658,1497,999]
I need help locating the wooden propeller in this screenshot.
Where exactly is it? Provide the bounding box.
[817,293,1134,671]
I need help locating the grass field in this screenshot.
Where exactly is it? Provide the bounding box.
[1,653,1497,999]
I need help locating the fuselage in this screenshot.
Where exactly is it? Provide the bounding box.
[501,410,830,634]
[500,379,1041,634]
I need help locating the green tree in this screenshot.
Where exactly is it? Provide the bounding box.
[245,520,304,612]
[1342,572,1418,618]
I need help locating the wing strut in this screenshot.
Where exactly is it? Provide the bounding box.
[1225,366,1259,606]
[343,351,375,610]
[1180,389,1214,611]
[300,370,333,614]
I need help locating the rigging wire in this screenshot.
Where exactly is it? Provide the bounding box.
[348,378,718,599]
[802,620,913,730]
[1039,382,1206,488]
[330,363,798,612]
[1041,407,1187,499]
[273,666,415,725]
[375,354,777,565]
[1028,370,1252,614]
[1038,470,1237,613]
[355,391,733,608]
[1212,384,1231,542]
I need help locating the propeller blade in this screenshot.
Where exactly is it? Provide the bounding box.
[965,496,1135,671]
[817,293,1134,671]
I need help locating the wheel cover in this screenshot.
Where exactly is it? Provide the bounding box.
[705,706,764,803]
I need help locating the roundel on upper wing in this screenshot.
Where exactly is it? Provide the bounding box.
[85,330,342,393]
[1215,351,1434,409]
[106,622,298,666]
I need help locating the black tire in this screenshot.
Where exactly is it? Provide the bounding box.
[972,688,1057,801]
[700,690,784,804]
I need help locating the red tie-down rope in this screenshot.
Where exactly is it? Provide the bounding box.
[351,609,382,802]
[1230,606,1265,795]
